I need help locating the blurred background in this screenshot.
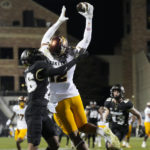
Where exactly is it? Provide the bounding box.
[0,0,149,137]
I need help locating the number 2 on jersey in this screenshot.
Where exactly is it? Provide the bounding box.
[50,73,67,83]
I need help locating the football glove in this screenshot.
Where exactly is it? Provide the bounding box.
[47,102,58,113]
[58,6,69,23]
[6,119,11,126]
[137,125,145,137]
[77,2,94,19]
[75,48,89,59]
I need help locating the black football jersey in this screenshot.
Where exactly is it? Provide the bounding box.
[87,106,99,124]
[104,97,133,126]
[24,60,51,107]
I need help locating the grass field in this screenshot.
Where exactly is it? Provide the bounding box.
[0,137,150,150]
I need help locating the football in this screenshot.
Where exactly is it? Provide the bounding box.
[76,2,88,13]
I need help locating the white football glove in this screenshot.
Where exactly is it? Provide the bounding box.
[6,119,11,126]
[58,6,69,23]
[47,102,58,113]
[78,2,94,19]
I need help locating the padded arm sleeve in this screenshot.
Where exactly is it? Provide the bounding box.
[76,18,92,51]
[39,59,77,78]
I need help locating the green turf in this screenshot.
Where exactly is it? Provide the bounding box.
[0,136,149,150]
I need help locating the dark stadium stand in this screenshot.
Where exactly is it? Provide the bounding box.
[0,109,7,125]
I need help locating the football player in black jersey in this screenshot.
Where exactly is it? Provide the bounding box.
[104,84,143,148]
[86,101,100,148]
[21,49,86,150]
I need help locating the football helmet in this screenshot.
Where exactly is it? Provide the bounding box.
[18,96,26,108]
[49,36,68,58]
[110,84,125,99]
[21,49,46,66]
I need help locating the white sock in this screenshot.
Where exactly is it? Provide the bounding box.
[96,127,105,136]
[97,136,101,146]
[96,127,111,143]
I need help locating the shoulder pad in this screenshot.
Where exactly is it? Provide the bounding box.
[106,97,112,102]
[124,99,130,103]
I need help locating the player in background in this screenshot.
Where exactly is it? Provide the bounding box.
[6,96,27,150]
[104,84,143,149]
[86,101,99,148]
[141,102,150,148]
[96,106,108,147]
[122,113,136,148]
[40,3,120,150]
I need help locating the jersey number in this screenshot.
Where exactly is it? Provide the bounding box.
[25,72,37,93]
[112,115,125,125]
[18,114,24,120]
[50,73,67,83]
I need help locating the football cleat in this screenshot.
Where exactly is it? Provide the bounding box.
[104,127,121,150]
[141,141,146,148]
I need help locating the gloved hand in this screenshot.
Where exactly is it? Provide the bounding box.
[6,119,11,126]
[58,6,69,23]
[137,125,145,137]
[78,2,94,19]
[75,48,89,59]
[47,102,58,113]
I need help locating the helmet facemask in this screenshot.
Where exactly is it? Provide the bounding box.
[110,84,125,102]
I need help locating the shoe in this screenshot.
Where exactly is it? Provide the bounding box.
[126,143,131,148]
[141,141,146,148]
[104,127,121,150]
[122,141,126,147]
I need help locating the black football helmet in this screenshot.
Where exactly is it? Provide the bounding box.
[21,49,46,66]
[110,84,125,99]
[49,36,68,58]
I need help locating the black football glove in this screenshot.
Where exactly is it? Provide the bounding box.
[75,48,89,60]
[138,125,145,137]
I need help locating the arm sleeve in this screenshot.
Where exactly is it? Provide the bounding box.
[38,58,77,78]
[39,20,64,60]
[75,18,92,52]
[12,105,17,113]
[41,20,63,45]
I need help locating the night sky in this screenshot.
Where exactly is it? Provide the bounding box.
[33,0,123,54]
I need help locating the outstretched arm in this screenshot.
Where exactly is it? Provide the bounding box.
[76,3,94,52]
[103,107,110,123]
[41,6,68,45]
[37,52,86,79]
[129,107,142,126]
[6,112,16,127]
